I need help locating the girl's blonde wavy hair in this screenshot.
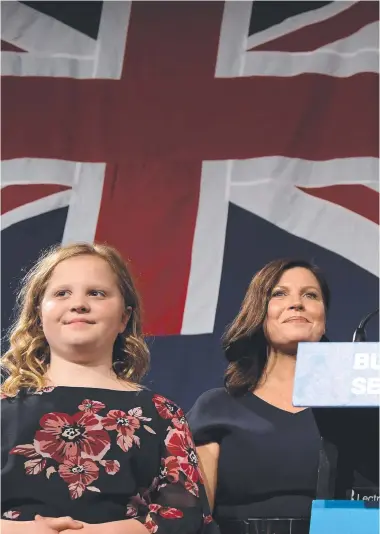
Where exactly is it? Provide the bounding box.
[1,243,150,396]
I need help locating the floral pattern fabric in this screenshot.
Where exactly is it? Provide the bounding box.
[1,387,218,534]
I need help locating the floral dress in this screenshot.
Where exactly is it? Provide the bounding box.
[1,386,218,533]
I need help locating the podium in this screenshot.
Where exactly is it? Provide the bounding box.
[293,342,380,534]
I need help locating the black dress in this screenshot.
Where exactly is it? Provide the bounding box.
[187,388,321,528]
[1,386,219,534]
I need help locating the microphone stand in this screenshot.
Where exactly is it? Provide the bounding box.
[352,308,379,342]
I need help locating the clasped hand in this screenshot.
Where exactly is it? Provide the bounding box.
[33,515,85,533]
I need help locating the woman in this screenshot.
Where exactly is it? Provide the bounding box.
[187,259,331,534]
[1,243,217,534]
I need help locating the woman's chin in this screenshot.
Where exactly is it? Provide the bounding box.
[274,338,314,355]
[288,336,315,347]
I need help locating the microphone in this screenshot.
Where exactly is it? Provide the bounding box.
[352,308,379,342]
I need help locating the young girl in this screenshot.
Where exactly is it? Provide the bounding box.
[1,243,217,534]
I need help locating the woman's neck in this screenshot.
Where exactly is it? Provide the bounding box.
[263,348,297,385]
[254,347,305,412]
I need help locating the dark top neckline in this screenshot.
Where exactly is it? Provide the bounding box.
[249,392,310,417]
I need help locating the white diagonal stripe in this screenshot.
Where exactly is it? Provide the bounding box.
[1,1,131,80]
[230,179,378,276]
[2,160,106,244]
[246,1,356,51]
[217,1,377,79]
[1,190,72,231]
[1,1,96,56]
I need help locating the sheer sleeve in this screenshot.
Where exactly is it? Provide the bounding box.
[130,394,219,534]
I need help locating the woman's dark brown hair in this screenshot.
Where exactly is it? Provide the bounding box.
[223,258,330,397]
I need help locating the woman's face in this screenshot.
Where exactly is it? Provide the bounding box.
[40,255,130,359]
[264,267,326,352]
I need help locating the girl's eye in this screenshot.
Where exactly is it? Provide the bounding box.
[89,290,106,297]
[55,290,69,297]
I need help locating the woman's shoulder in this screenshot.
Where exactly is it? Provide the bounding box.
[189,387,230,411]
[187,388,234,444]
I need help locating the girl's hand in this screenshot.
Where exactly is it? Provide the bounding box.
[34,515,84,531]
[1,517,83,534]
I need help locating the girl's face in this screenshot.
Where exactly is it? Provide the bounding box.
[40,255,130,359]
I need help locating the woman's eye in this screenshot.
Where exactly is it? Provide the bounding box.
[272,290,285,297]
[305,292,318,299]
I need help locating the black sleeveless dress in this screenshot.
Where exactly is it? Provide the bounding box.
[187,388,379,534]
[187,388,320,524]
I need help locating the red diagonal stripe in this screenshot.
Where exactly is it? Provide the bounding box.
[297,184,379,224]
[1,185,71,215]
[251,2,379,53]
[1,41,27,52]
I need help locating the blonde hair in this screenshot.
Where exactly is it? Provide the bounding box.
[1,243,150,396]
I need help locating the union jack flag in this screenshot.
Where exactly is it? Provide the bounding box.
[1,1,379,407]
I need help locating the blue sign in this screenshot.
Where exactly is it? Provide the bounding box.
[293,342,380,407]
[310,500,379,534]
